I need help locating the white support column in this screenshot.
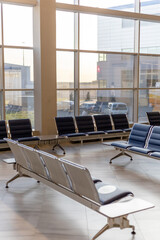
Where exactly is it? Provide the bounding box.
[34,0,57,135]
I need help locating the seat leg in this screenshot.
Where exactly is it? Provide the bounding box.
[34,144,40,150]
[110,150,132,164]
[6,173,20,188]
[124,152,133,161]
[52,140,65,154]
[92,223,109,240]
[92,216,136,239]
[6,174,31,188]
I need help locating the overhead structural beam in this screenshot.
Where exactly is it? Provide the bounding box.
[56,3,160,23]
[1,0,37,6]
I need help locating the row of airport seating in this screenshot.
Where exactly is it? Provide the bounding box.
[55,114,131,142]
[146,111,160,126]
[5,138,154,239]
[0,119,39,147]
[107,123,160,163]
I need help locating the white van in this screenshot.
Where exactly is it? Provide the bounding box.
[104,102,128,115]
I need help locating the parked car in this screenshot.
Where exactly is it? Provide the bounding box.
[104,102,128,115]
[92,101,108,113]
[57,101,74,111]
[80,101,96,115]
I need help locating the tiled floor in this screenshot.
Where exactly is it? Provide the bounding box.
[0,141,160,240]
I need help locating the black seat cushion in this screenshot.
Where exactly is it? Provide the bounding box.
[8,119,33,139]
[61,133,86,137]
[75,116,95,133]
[87,131,105,135]
[123,128,131,132]
[95,182,133,205]
[146,112,160,126]
[17,136,40,142]
[0,120,8,140]
[111,114,129,130]
[0,139,7,144]
[55,117,76,135]
[105,129,123,134]
[94,115,112,131]
[92,177,102,184]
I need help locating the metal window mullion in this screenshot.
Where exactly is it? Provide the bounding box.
[56,48,138,55]
[137,10,141,123]
[5,88,34,91]
[74,10,79,116]
[1,3,5,120]
[4,45,33,50]
[56,3,160,23]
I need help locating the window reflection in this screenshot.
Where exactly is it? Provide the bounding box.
[80,90,133,122]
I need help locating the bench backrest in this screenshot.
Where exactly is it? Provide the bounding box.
[147,126,160,151]
[55,117,76,135]
[146,112,160,126]
[8,119,33,139]
[0,120,8,139]
[111,114,129,130]
[4,138,30,169]
[93,115,112,131]
[39,151,71,189]
[62,159,100,204]
[75,116,95,133]
[18,144,48,178]
[128,123,151,148]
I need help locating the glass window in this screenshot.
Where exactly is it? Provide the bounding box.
[80,14,135,52]
[57,90,74,117]
[80,53,134,88]
[80,90,133,121]
[3,4,33,47]
[140,21,160,54]
[140,0,160,15]
[139,56,160,88]
[57,51,74,88]
[56,11,75,49]
[139,89,160,122]
[0,91,3,120]
[0,3,2,45]
[4,48,34,89]
[5,91,34,126]
[80,0,135,11]
[0,47,3,89]
[56,0,75,3]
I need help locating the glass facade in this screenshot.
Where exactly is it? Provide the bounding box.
[57,90,74,117]
[0,3,34,125]
[56,1,160,122]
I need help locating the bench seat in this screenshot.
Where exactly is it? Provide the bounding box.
[128,146,153,155]
[150,152,160,158]
[95,181,132,205]
[16,136,40,142]
[5,138,154,239]
[111,142,132,149]
[60,132,86,137]
[104,123,152,163]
